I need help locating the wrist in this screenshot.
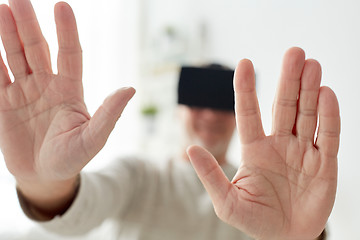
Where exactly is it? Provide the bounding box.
[16,175,80,221]
[316,228,326,240]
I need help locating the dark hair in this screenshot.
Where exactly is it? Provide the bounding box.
[201,63,232,70]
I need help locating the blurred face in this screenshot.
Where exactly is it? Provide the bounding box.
[180,106,236,159]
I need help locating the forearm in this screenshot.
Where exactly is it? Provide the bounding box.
[254,228,326,240]
[16,175,80,221]
[316,229,326,240]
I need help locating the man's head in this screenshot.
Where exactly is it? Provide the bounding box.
[177,64,236,164]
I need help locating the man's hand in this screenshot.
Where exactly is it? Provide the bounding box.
[187,47,340,240]
[0,0,134,213]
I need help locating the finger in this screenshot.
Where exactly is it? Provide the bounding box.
[187,145,232,208]
[0,4,30,79]
[272,47,305,136]
[296,59,322,142]
[83,87,136,158]
[55,2,82,80]
[234,59,265,144]
[8,0,51,73]
[315,87,340,159]
[0,51,11,87]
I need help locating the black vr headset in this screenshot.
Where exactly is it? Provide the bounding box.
[177,65,235,111]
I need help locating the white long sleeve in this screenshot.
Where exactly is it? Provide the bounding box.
[37,157,253,240]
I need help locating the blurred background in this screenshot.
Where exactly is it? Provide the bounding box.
[0,0,359,239]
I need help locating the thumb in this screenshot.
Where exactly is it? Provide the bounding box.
[187,145,232,209]
[84,87,136,158]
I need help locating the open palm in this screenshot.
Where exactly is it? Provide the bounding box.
[0,0,134,184]
[188,48,340,240]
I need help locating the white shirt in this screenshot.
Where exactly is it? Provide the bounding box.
[40,157,253,240]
